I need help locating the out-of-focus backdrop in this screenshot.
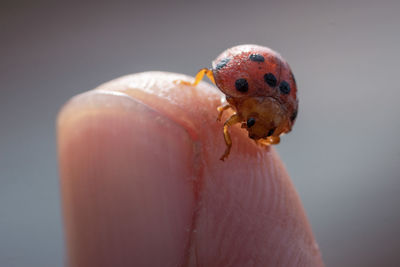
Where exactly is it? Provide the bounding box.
[1,0,400,266]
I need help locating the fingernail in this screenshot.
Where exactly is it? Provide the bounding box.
[58,90,197,266]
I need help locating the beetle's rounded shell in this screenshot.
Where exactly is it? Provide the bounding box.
[212,44,298,124]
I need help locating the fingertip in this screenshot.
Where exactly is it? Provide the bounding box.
[58,71,323,266]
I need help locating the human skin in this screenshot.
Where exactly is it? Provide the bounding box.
[57,72,323,267]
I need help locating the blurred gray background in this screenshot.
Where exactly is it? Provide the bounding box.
[1,0,400,266]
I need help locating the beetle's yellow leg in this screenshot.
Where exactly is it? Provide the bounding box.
[204,68,216,84]
[175,68,215,86]
[258,136,281,146]
[216,104,232,122]
[220,114,241,161]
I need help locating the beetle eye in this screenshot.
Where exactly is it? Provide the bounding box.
[247,117,256,127]
[267,128,275,137]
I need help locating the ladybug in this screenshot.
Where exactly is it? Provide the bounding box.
[178,44,298,161]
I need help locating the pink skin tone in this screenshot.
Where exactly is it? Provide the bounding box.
[58,72,323,267]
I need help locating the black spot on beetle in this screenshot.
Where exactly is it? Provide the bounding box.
[249,54,265,62]
[264,73,277,87]
[279,80,290,94]
[247,117,256,127]
[290,110,298,121]
[215,58,230,70]
[235,78,248,92]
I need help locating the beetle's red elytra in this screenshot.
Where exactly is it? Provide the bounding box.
[177,44,298,161]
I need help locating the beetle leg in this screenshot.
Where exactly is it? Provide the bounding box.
[175,68,215,86]
[269,136,281,145]
[216,104,232,121]
[258,136,281,146]
[220,114,241,161]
